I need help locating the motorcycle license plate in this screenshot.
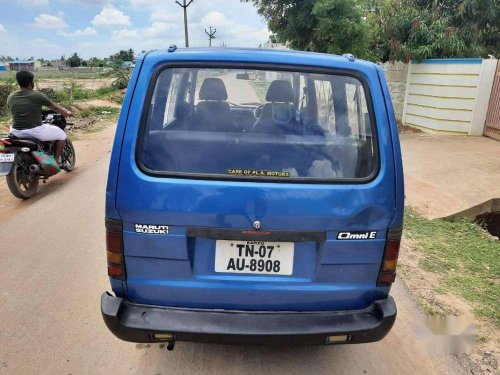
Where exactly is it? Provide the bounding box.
[215,240,294,275]
[0,153,14,163]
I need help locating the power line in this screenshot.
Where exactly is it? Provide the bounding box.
[175,0,193,47]
[205,26,216,47]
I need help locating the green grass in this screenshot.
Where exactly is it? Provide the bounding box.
[77,106,119,118]
[66,85,118,101]
[404,210,500,326]
[38,84,123,107]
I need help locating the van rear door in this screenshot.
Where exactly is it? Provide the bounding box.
[114,57,399,312]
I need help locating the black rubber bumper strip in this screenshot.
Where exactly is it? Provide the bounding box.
[186,227,326,242]
[101,292,397,345]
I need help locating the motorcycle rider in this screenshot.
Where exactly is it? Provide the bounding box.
[7,70,72,165]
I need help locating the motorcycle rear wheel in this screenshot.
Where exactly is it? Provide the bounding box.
[6,163,39,200]
[61,139,76,172]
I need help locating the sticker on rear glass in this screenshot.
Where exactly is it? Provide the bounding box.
[337,231,377,240]
[135,224,169,235]
[227,169,290,178]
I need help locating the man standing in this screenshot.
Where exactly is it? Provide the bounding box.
[7,70,72,164]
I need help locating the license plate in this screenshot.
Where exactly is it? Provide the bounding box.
[215,240,294,275]
[0,153,14,163]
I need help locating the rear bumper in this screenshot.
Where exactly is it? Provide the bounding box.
[101,292,397,345]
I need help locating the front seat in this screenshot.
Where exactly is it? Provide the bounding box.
[253,80,298,134]
[195,78,234,132]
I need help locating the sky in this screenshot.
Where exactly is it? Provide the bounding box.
[0,0,270,60]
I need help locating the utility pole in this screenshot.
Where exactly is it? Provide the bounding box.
[205,26,216,47]
[175,0,193,47]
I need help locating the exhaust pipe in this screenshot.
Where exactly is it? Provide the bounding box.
[29,164,42,174]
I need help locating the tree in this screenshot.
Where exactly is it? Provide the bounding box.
[243,0,319,51]
[376,0,499,61]
[110,49,135,62]
[67,53,82,67]
[313,0,372,58]
[105,61,131,89]
[243,0,378,60]
[244,0,499,62]
[87,57,106,67]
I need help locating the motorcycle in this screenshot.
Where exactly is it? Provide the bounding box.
[0,110,76,199]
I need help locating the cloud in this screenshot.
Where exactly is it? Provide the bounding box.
[201,11,226,27]
[150,9,178,23]
[92,6,131,27]
[0,24,6,33]
[144,21,177,37]
[33,14,68,29]
[194,10,269,47]
[57,27,98,37]
[111,28,139,42]
[2,0,268,59]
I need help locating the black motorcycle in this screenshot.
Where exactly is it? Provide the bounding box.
[0,111,76,199]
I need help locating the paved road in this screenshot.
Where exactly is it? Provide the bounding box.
[401,132,500,219]
[0,126,466,374]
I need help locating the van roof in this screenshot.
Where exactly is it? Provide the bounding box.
[142,47,378,71]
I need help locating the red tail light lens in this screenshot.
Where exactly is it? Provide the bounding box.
[377,228,402,286]
[108,264,124,277]
[105,218,125,280]
[106,231,122,254]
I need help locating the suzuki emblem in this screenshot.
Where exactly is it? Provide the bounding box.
[253,221,261,230]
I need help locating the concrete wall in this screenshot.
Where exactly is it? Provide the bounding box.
[380,61,408,123]
[402,58,497,135]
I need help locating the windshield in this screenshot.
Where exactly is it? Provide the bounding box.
[139,67,377,181]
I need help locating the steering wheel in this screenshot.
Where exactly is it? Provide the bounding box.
[253,104,265,120]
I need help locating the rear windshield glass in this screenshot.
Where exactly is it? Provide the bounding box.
[139,67,377,181]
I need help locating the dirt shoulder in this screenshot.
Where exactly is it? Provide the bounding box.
[400,210,499,374]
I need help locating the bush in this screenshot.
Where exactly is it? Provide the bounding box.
[104,63,131,90]
[39,88,58,103]
[0,83,15,116]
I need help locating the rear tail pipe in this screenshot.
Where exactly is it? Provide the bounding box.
[29,164,42,174]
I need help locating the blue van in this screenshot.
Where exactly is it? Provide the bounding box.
[102,47,404,348]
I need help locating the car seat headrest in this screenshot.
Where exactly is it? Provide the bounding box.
[272,103,293,125]
[266,80,294,102]
[199,78,228,101]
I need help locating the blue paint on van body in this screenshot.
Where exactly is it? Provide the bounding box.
[102,48,404,346]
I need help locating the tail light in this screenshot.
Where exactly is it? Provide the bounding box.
[0,139,11,151]
[377,228,402,286]
[106,218,125,280]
